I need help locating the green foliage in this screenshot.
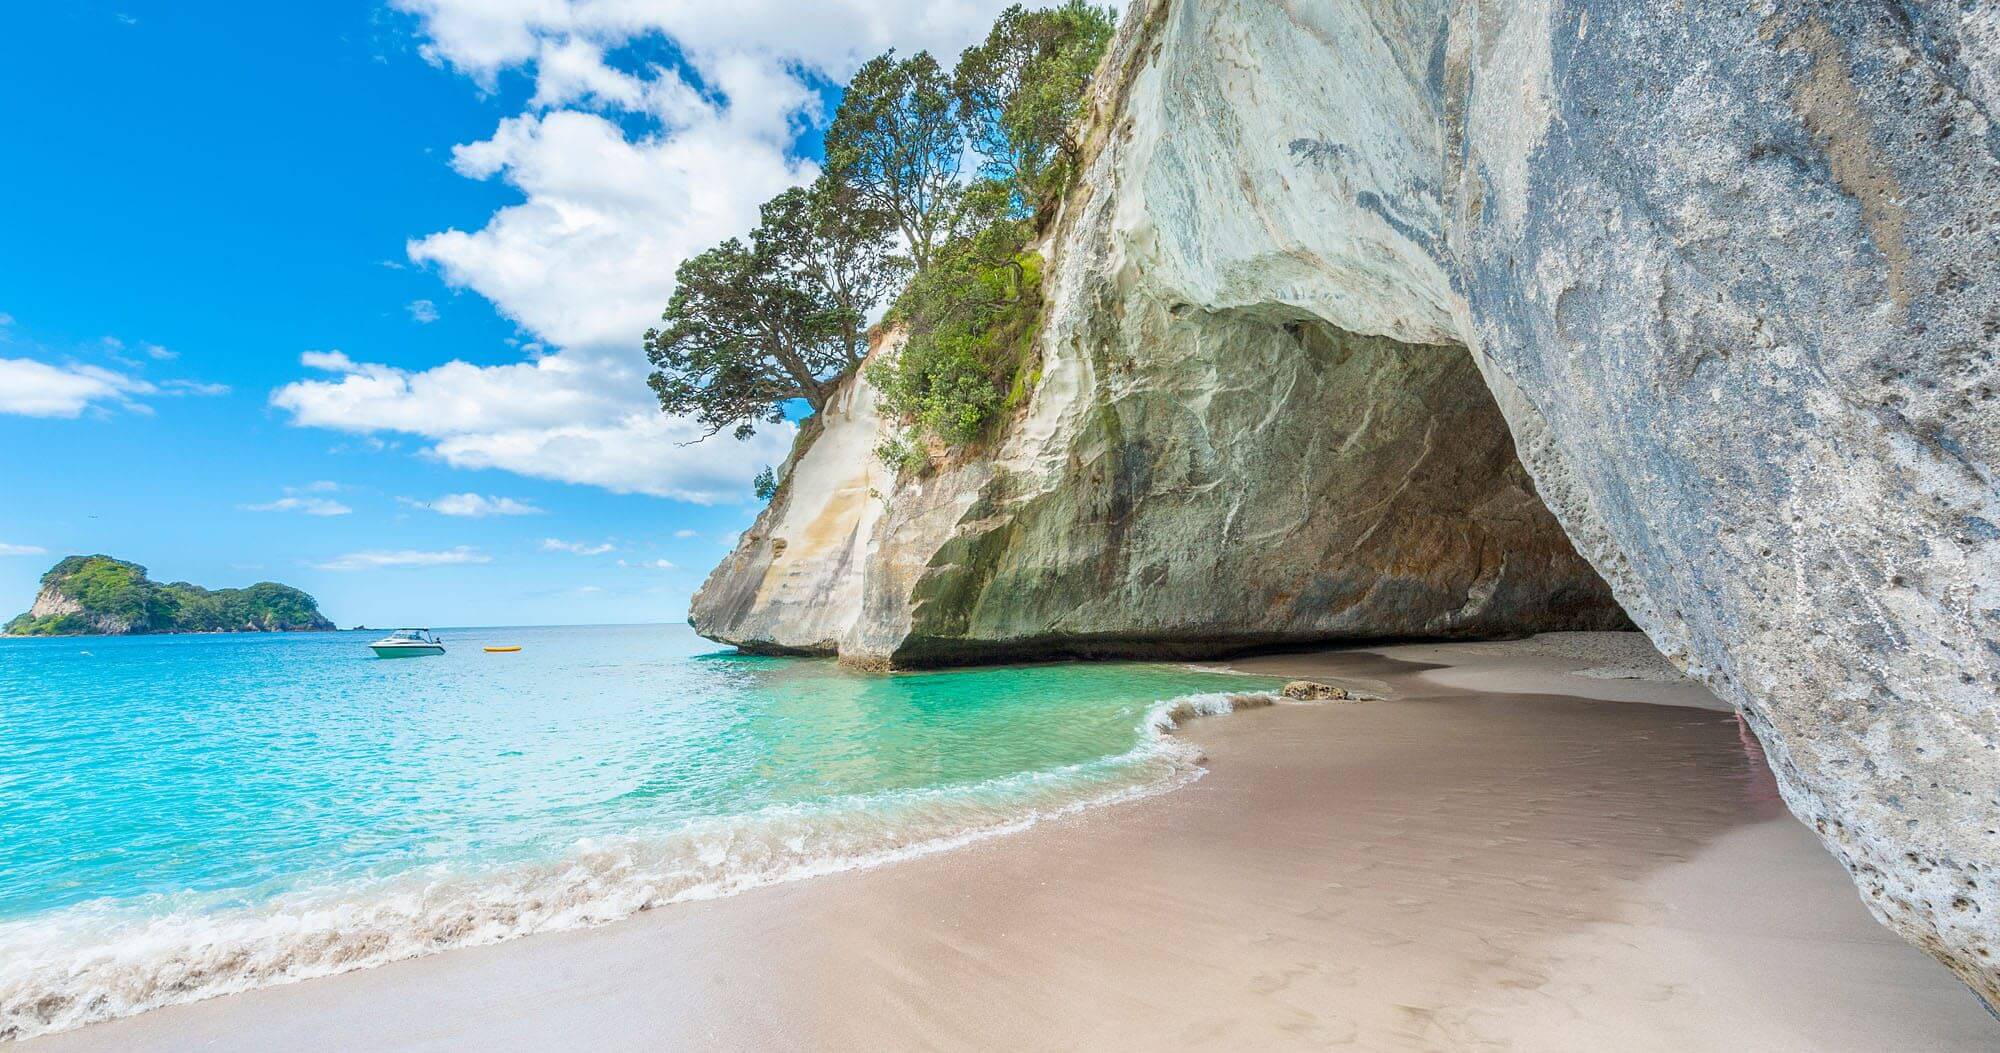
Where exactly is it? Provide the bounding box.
[2,555,334,636]
[825,50,966,272]
[646,174,903,442]
[872,192,1044,450]
[642,2,1116,489]
[753,466,779,502]
[954,2,1118,215]
[862,7,1111,465]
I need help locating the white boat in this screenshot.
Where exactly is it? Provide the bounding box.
[369,628,445,658]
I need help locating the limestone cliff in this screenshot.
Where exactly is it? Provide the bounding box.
[694,0,2000,1003]
[693,330,897,654]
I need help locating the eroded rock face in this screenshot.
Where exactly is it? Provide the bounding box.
[695,0,2000,1000]
[691,333,895,654]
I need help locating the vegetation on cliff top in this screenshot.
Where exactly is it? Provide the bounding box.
[3,555,334,636]
[645,2,1115,484]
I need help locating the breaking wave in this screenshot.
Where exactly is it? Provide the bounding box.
[0,689,1276,1041]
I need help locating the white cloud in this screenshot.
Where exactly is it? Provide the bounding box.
[243,482,352,516]
[407,299,440,324]
[243,496,353,517]
[407,492,544,517]
[274,349,791,501]
[161,379,231,397]
[390,0,1020,355]
[0,313,14,327]
[428,411,790,502]
[620,557,676,570]
[0,542,48,556]
[0,358,154,417]
[312,546,490,571]
[277,349,627,437]
[408,106,808,351]
[141,342,177,361]
[673,528,698,539]
[273,2,1021,501]
[542,537,614,555]
[394,0,1025,85]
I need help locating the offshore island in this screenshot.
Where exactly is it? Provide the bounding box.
[2,555,333,636]
[8,0,2000,1049]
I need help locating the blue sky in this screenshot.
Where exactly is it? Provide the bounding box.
[0,1,1021,627]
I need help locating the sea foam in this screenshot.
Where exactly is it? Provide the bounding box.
[0,689,1274,1041]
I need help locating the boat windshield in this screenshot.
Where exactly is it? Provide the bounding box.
[387,629,432,640]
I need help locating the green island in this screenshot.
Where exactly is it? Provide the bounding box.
[3,554,334,636]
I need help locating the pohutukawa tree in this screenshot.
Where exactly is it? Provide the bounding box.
[646,4,1116,475]
[645,176,902,441]
[758,177,905,374]
[824,50,967,272]
[954,3,1118,216]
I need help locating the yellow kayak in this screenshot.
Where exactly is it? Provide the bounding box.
[484,646,522,653]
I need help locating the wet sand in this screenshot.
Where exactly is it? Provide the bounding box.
[26,634,1994,1050]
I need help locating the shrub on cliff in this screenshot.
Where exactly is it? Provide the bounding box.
[870,182,1043,451]
[868,4,1111,456]
[644,3,1114,478]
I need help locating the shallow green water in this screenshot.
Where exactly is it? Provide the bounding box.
[0,624,1273,1038]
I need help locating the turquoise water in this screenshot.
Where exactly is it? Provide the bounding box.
[0,625,1273,1038]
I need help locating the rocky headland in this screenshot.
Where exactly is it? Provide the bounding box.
[691,0,2000,1009]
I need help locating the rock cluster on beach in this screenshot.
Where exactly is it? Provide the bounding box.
[691,0,2000,1003]
[1280,681,1357,702]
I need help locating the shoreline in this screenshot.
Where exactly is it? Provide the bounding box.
[24,633,1994,1050]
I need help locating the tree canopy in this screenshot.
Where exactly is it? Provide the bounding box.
[954,2,1118,215]
[645,3,1116,483]
[824,50,967,273]
[645,175,902,441]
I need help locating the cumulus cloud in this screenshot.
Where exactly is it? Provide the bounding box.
[0,358,154,417]
[0,542,48,556]
[264,2,1020,501]
[542,537,614,555]
[273,349,790,501]
[312,546,490,571]
[391,0,1027,354]
[406,492,544,517]
[406,299,441,324]
[409,106,810,351]
[428,410,790,502]
[278,348,623,433]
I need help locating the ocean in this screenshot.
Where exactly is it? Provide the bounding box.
[0,624,1275,1039]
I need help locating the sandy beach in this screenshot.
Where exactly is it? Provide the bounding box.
[24,633,1993,1051]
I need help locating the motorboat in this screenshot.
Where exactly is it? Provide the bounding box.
[369,628,445,658]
